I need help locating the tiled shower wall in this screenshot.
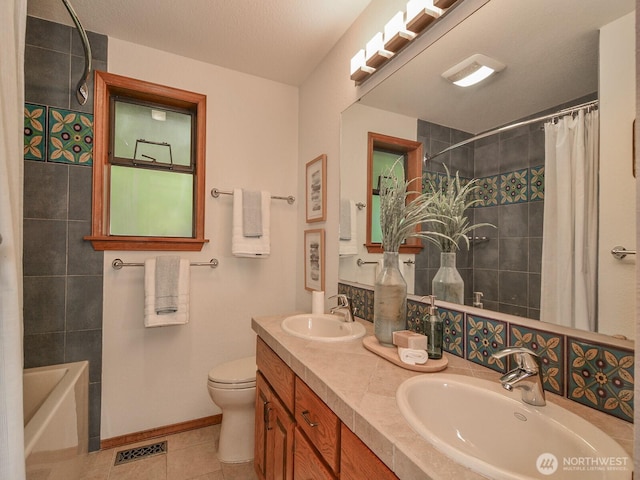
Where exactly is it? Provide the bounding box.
[23,16,107,451]
[415,118,546,318]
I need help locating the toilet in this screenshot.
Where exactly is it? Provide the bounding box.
[207,355,257,463]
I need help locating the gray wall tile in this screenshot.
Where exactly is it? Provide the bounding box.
[24,160,69,220]
[24,333,65,368]
[25,45,71,109]
[23,219,68,276]
[23,276,66,334]
[66,275,103,331]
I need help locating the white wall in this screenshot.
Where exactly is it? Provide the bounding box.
[339,103,417,291]
[598,12,636,338]
[102,38,299,439]
[296,0,410,312]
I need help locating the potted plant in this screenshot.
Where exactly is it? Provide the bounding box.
[374,160,450,346]
[423,165,494,304]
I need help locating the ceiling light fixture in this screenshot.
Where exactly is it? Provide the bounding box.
[405,0,442,34]
[442,53,505,87]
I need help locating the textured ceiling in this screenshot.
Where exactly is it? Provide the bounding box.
[26,0,372,86]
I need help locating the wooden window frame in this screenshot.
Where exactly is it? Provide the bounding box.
[365,132,423,254]
[86,71,208,251]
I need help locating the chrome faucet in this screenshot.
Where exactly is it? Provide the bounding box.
[492,347,546,406]
[329,294,355,322]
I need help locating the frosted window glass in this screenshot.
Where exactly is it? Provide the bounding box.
[113,101,192,167]
[371,150,405,243]
[110,166,193,237]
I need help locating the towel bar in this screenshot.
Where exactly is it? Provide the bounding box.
[357,258,415,266]
[112,258,219,270]
[211,188,295,205]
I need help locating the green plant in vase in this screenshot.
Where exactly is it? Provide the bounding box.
[423,165,495,304]
[374,160,450,346]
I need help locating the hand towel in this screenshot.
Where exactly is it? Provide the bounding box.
[242,189,263,237]
[144,258,190,327]
[155,255,180,314]
[339,199,358,256]
[232,189,271,258]
[398,347,428,365]
[339,198,352,240]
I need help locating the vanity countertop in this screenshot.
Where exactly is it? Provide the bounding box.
[252,315,634,480]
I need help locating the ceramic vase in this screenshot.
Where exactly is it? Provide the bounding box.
[432,252,464,304]
[374,251,407,346]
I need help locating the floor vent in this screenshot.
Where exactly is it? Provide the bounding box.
[114,441,167,466]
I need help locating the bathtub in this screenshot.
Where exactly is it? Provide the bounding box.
[24,361,89,480]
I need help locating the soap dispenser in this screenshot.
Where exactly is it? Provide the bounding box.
[423,295,443,360]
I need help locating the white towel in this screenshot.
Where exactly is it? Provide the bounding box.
[144,258,190,327]
[339,200,358,256]
[232,189,271,258]
[155,255,180,314]
[398,347,428,365]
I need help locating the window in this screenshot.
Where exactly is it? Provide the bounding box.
[365,132,423,253]
[86,71,208,251]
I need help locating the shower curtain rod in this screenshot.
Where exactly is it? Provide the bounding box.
[424,99,599,163]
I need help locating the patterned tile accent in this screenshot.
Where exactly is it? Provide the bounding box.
[338,282,635,423]
[48,108,93,165]
[500,169,529,204]
[529,166,545,201]
[421,171,439,194]
[510,325,564,395]
[24,103,47,161]
[406,299,427,333]
[442,308,464,358]
[466,315,508,372]
[474,175,499,207]
[567,339,634,422]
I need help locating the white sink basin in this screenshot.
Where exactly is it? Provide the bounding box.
[396,374,630,479]
[281,314,366,342]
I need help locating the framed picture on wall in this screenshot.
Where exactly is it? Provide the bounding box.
[305,154,327,223]
[304,229,325,291]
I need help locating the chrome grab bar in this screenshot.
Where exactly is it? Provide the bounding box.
[611,246,636,260]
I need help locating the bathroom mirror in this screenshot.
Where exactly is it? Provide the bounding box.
[339,0,636,337]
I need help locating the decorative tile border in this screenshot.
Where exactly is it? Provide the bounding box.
[500,168,529,204]
[24,104,94,166]
[338,281,635,422]
[466,315,508,372]
[48,108,94,165]
[24,103,47,161]
[422,166,545,208]
[510,324,564,395]
[567,338,634,422]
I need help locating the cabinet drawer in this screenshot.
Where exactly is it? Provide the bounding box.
[340,424,398,480]
[294,427,337,480]
[294,377,340,474]
[256,337,295,412]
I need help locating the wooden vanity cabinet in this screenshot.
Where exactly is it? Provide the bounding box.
[255,336,398,480]
[340,424,398,480]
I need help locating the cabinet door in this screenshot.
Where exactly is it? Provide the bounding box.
[255,373,270,480]
[293,428,336,480]
[267,389,295,480]
[340,424,398,480]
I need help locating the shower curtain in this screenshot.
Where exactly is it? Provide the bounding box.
[0,1,26,479]
[540,109,599,331]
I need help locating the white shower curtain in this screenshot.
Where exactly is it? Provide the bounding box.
[0,1,26,479]
[540,109,599,331]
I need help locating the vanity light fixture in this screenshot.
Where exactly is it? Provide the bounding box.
[405,0,442,34]
[350,49,375,82]
[442,53,505,87]
[384,11,416,52]
[366,32,394,69]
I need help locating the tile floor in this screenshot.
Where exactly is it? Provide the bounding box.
[81,425,258,480]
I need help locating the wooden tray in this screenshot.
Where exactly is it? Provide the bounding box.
[362,335,448,372]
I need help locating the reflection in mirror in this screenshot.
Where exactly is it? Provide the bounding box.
[339,0,635,337]
[366,132,423,253]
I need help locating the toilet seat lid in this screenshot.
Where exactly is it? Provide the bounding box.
[208,355,257,384]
